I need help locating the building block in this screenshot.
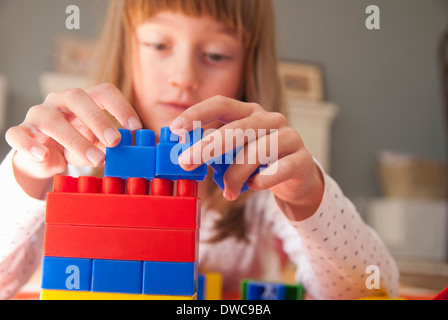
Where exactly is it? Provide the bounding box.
[208,148,267,193]
[91,259,143,294]
[105,129,156,179]
[433,286,448,300]
[143,261,198,296]
[241,279,304,300]
[155,127,207,181]
[46,177,200,230]
[205,273,223,300]
[246,282,286,300]
[197,274,205,300]
[41,257,92,292]
[44,224,199,262]
[40,290,196,300]
[197,273,223,300]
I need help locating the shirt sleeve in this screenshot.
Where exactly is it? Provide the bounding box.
[266,160,400,300]
[0,150,47,299]
[0,150,95,299]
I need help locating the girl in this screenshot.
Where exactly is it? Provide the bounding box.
[0,0,399,300]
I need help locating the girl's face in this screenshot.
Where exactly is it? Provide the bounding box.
[132,11,245,134]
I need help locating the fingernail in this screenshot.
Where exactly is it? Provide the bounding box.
[86,148,104,166]
[128,117,142,131]
[224,190,235,201]
[103,128,121,145]
[170,117,184,131]
[179,149,193,167]
[31,146,46,161]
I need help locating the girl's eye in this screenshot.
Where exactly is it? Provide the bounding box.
[205,52,231,62]
[143,42,170,50]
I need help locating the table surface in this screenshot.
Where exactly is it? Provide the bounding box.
[11,265,441,300]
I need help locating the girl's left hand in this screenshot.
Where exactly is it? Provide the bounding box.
[169,95,324,221]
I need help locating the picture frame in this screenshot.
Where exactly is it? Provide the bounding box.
[278,61,325,102]
[54,35,97,76]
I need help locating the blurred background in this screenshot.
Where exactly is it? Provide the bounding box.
[0,0,447,292]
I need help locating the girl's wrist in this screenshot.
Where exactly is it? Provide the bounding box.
[12,151,53,200]
[274,163,325,222]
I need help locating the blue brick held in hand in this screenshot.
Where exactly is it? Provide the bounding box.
[105,129,156,179]
[208,147,268,194]
[155,127,207,181]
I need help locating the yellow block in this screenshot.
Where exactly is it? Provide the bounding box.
[205,273,222,300]
[40,290,197,300]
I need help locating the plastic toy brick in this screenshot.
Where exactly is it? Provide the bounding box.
[105,129,156,179]
[246,282,286,300]
[155,127,207,181]
[197,274,205,300]
[143,261,198,296]
[41,257,92,292]
[241,279,304,300]
[208,148,267,193]
[51,175,199,197]
[433,286,448,300]
[205,273,223,300]
[40,290,197,300]
[46,176,200,230]
[91,259,143,294]
[43,224,199,262]
[197,273,223,300]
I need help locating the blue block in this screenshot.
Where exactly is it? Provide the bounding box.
[41,257,92,291]
[208,148,267,193]
[155,127,207,181]
[246,282,286,300]
[92,259,143,294]
[197,274,205,300]
[143,261,198,296]
[105,129,156,179]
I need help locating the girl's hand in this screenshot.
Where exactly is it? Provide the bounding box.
[169,95,324,221]
[5,83,142,181]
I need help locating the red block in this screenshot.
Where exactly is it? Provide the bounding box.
[46,193,200,229]
[433,286,448,300]
[52,175,199,198]
[44,224,199,262]
[46,176,200,229]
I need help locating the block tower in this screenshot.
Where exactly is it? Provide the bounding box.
[40,127,207,300]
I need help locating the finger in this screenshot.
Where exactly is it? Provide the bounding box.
[247,150,312,191]
[169,96,262,134]
[5,126,49,162]
[220,128,300,199]
[45,88,123,148]
[84,83,142,131]
[30,105,105,167]
[178,112,288,171]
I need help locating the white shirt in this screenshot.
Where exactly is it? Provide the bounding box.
[0,149,400,300]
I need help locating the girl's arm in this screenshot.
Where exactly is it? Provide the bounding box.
[267,161,400,300]
[0,150,47,299]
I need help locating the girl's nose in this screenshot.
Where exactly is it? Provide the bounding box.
[169,55,200,91]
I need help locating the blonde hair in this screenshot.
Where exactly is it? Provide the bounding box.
[91,0,285,242]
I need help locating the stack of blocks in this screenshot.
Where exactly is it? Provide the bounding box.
[40,127,207,300]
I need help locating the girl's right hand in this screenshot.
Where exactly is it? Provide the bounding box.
[5,83,142,180]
